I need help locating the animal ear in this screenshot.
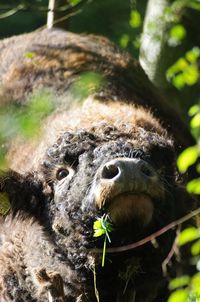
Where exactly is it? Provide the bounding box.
[0,170,44,217]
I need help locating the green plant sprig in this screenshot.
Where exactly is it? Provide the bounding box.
[93,214,113,267]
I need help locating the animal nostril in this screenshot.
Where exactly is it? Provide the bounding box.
[101,164,120,179]
[140,164,153,177]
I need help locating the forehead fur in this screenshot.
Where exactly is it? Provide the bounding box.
[7,98,172,173]
[45,98,166,137]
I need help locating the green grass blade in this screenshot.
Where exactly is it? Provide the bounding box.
[102,237,107,267]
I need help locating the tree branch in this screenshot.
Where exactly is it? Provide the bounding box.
[92,207,200,254]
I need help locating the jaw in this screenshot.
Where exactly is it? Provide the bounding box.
[106,192,154,227]
[87,193,155,250]
[51,187,160,252]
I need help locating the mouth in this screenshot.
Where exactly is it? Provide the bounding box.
[104,192,154,227]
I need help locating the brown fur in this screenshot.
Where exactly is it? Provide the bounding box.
[0,29,197,302]
[0,29,195,154]
[8,100,165,173]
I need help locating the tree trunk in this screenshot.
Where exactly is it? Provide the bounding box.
[140,0,200,115]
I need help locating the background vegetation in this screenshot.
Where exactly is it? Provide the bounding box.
[0,0,200,301]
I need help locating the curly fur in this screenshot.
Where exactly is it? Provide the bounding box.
[0,29,196,301]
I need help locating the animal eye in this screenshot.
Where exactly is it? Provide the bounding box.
[56,168,70,180]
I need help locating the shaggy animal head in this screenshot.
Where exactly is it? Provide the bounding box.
[40,101,176,248]
[0,29,196,302]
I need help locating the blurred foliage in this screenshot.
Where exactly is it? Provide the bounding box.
[166,1,200,300]
[156,0,200,302]
[168,24,186,47]
[129,9,142,28]
[0,90,55,169]
[172,100,200,302]
[0,0,200,301]
[165,0,200,198]
[0,0,48,36]
[69,0,146,57]
[173,153,200,300]
[70,72,105,100]
[0,0,91,38]
[167,48,200,90]
[177,145,199,174]
[0,0,146,58]
[167,230,200,302]
[0,71,103,170]
[176,103,200,197]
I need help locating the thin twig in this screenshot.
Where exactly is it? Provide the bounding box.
[0,0,89,13]
[91,263,100,302]
[37,9,81,32]
[162,226,181,276]
[52,9,81,26]
[0,5,23,19]
[92,207,200,254]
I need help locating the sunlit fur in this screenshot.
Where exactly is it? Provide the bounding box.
[0,29,196,302]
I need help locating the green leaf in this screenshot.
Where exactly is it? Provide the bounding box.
[169,276,190,290]
[119,34,130,49]
[184,66,199,86]
[187,178,200,195]
[93,216,113,267]
[189,105,200,117]
[93,220,103,230]
[190,113,200,128]
[177,146,199,173]
[176,58,189,71]
[191,240,200,256]
[187,293,200,302]
[177,227,200,246]
[190,2,200,11]
[166,47,200,88]
[173,73,185,89]
[71,72,104,100]
[168,24,187,46]
[68,0,81,5]
[169,24,186,41]
[93,229,105,238]
[191,273,200,292]
[186,48,200,63]
[129,10,142,28]
[104,221,113,233]
[133,35,141,49]
[24,51,35,59]
[166,65,177,79]
[167,289,189,302]
[93,216,113,238]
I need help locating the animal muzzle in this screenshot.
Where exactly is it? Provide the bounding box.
[92,157,164,226]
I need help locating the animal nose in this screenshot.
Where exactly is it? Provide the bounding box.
[91,157,159,211]
[100,158,155,184]
[101,164,120,180]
